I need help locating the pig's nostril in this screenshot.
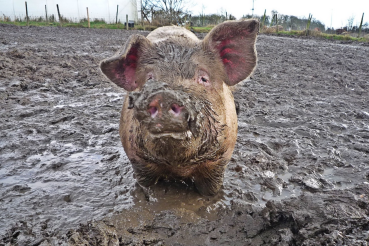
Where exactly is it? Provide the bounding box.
[170,104,182,116]
[171,105,179,113]
[149,106,158,118]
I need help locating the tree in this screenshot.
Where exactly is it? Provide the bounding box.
[142,0,191,25]
[347,15,355,31]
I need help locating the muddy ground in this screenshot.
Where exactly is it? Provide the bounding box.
[0,24,368,245]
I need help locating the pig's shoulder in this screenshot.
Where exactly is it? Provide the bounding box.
[147,26,199,44]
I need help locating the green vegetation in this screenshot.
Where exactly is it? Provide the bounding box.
[261,9,267,29]
[272,30,369,42]
[0,17,123,29]
[190,26,214,33]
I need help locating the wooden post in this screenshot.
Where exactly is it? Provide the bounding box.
[151,7,153,23]
[126,14,128,30]
[116,5,118,24]
[306,14,312,36]
[25,1,29,26]
[358,13,364,38]
[276,14,279,33]
[56,4,62,26]
[87,7,90,28]
[141,0,143,27]
[45,5,48,22]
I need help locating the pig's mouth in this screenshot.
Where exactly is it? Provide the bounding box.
[149,130,193,140]
[146,115,198,140]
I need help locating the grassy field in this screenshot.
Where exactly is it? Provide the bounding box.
[1,19,368,42]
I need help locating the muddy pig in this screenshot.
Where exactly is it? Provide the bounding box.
[100,20,259,195]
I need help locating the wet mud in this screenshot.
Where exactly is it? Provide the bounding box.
[1,24,369,245]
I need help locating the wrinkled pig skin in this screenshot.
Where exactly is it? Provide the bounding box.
[100,20,259,195]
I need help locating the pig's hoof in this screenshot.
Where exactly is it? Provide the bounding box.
[135,173,160,188]
[138,184,157,202]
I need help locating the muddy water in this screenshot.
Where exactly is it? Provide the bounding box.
[1,24,369,245]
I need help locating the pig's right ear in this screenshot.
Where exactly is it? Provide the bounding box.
[100,34,152,91]
[203,20,259,86]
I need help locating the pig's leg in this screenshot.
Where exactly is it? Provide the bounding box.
[131,160,161,187]
[193,161,227,196]
[235,101,240,116]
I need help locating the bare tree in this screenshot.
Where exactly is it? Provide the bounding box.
[142,0,154,23]
[142,0,191,25]
[347,15,355,31]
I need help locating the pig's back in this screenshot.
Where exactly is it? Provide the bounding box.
[146,26,199,44]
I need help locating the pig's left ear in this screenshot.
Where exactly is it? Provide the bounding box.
[203,19,259,86]
[100,34,152,91]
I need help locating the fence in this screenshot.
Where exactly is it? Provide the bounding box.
[0,0,140,24]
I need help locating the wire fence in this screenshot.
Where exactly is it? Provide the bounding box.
[0,0,140,24]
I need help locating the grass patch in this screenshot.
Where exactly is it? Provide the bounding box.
[0,19,136,30]
[190,26,214,33]
[0,19,160,31]
[0,20,59,27]
[265,29,369,42]
[319,33,368,42]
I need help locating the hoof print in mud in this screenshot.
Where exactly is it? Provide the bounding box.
[100,20,259,195]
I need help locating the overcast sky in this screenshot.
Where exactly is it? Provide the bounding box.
[192,0,368,28]
[0,0,367,29]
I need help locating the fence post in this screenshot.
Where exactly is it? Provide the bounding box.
[126,14,128,30]
[87,7,90,28]
[306,14,312,36]
[141,0,143,27]
[45,5,48,22]
[25,1,29,26]
[116,5,118,24]
[358,13,364,38]
[151,7,153,23]
[56,4,62,26]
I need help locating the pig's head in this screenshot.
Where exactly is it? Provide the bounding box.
[100,20,258,195]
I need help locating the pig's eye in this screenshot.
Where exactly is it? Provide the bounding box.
[197,70,210,86]
[146,72,154,81]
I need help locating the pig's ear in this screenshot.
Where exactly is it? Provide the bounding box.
[203,20,259,86]
[100,34,152,91]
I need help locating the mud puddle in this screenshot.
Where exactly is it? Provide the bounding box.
[1,24,369,245]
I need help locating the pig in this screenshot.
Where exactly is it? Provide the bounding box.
[100,19,259,195]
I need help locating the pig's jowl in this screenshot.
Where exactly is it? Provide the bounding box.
[100,20,259,195]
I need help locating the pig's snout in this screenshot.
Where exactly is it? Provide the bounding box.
[148,94,185,119]
[132,89,196,137]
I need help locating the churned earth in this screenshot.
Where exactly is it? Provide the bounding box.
[0,23,369,245]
